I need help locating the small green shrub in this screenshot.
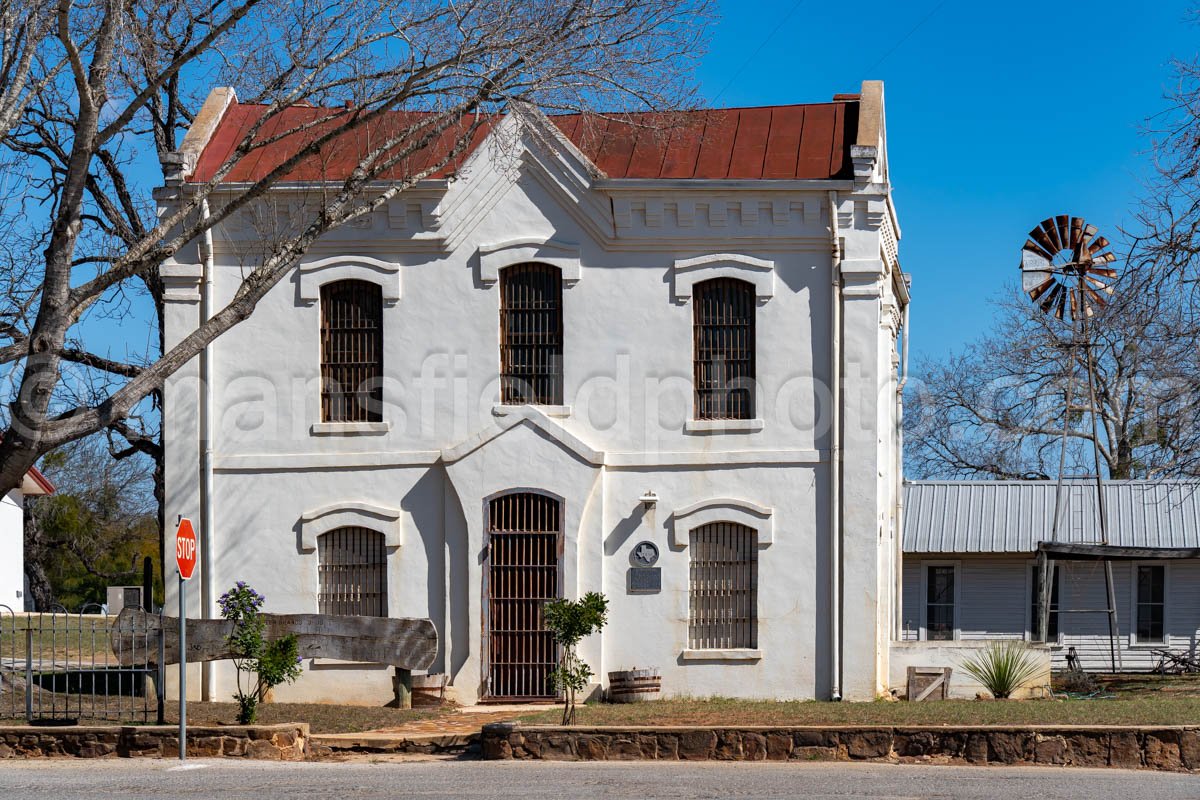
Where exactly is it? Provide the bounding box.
[543,592,609,725]
[218,582,303,723]
[959,641,1042,699]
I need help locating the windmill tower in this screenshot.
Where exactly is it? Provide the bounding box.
[1020,215,1121,671]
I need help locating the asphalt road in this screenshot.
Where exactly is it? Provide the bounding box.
[1,758,1198,799]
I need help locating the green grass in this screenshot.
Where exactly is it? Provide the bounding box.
[515,696,1200,728]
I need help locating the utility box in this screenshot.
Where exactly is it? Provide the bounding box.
[106,586,144,615]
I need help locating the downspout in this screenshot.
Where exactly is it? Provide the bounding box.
[894,297,909,641]
[199,199,215,701]
[828,190,842,701]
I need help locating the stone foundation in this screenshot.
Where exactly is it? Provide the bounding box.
[481,723,1200,771]
[0,723,308,760]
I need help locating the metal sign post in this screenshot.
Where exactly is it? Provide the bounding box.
[174,517,198,762]
[178,570,186,761]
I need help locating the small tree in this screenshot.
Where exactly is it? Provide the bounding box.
[543,592,609,725]
[217,582,303,724]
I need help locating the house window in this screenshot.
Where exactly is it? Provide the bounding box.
[320,280,383,422]
[688,522,757,649]
[925,565,956,641]
[318,526,387,616]
[693,278,755,420]
[499,264,563,405]
[1136,565,1166,643]
[1029,565,1060,642]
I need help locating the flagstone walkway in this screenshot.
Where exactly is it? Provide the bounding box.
[374,705,554,735]
[309,704,557,755]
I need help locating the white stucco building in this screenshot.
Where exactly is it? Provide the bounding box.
[160,80,909,704]
[0,467,55,612]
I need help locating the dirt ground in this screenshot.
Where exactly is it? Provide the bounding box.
[5,673,1200,733]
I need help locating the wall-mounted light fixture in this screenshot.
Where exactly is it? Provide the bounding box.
[639,490,658,510]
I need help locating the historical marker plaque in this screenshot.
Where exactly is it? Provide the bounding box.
[628,567,661,594]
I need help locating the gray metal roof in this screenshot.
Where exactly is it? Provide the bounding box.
[903,480,1200,553]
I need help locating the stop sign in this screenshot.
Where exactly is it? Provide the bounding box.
[175,518,198,580]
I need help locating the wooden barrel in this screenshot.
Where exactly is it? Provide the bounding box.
[608,669,661,703]
[411,673,447,706]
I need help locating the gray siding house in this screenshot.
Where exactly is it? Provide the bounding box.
[902,481,1200,671]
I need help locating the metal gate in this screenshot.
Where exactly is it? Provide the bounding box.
[0,604,164,724]
[486,492,560,700]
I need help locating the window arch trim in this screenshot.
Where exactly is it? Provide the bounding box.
[669,497,774,548]
[672,253,774,303]
[298,255,401,304]
[298,502,402,552]
[478,238,581,285]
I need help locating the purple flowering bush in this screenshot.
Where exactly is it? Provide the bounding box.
[218,582,303,723]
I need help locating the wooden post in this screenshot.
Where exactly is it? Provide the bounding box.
[394,669,412,709]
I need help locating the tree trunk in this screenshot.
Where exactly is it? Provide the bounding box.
[22,501,54,610]
[1114,437,1134,479]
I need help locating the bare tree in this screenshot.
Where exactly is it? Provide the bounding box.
[904,280,1200,480]
[0,0,713,495]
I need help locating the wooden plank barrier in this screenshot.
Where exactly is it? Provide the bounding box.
[110,608,437,671]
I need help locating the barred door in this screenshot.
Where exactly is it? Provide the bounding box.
[486,492,561,700]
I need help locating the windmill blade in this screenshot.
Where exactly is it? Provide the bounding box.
[1079,223,1098,252]
[1027,275,1055,300]
[1056,215,1073,254]
[1023,237,1055,261]
[1087,235,1110,256]
[1070,217,1086,262]
[1083,285,1109,309]
[1041,218,1063,253]
[1039,283,1063,316]
[1029,224,1058,257]
[1083,273,1115,295]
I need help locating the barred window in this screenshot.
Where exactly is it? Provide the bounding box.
[693,278,755,420]
[318,527,387,616]
[688,522,757,649]
[320,280,383,422]
[500,264,563,406]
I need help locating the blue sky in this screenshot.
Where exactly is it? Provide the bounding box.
[695,0,1198,363]
[77,1,1197,373]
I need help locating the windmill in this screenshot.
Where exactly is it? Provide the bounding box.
[1019,215,1121,672]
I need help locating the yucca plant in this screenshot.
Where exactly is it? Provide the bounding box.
[959,641,1042,699]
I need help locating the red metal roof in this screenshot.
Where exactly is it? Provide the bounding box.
[188,100,858,184]
[25,466,54,495]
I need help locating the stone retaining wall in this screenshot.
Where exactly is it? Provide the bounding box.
[481,723,1200,771]
[0,723,308,760]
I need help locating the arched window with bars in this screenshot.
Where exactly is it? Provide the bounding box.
[693,277,756,420]
[320,279,383,423]
[317,526,387,616]
[499,264,563,406]
[688,522,758,650]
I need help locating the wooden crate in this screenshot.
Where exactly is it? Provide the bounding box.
[906,666,951,701]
